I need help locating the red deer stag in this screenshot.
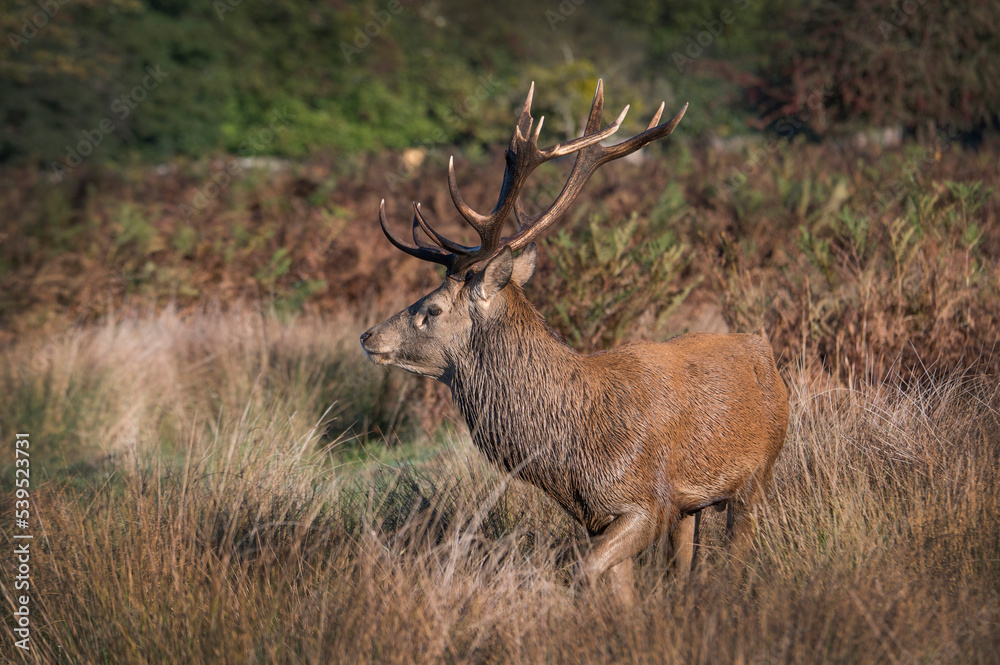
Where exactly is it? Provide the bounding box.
[360,81,789,601]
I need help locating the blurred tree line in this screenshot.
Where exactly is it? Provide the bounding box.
[1,0,997,167]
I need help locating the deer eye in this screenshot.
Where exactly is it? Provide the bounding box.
[426,305,442,317]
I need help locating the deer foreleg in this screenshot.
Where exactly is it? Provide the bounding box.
[670,511,702,577]
[578,510,665,587]
[605,557,635,606]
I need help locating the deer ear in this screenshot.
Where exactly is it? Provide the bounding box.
[471,246,513,301]
[511,243,537,286]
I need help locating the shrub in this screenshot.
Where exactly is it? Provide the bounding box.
[736,0,1000,136]
[529,212,696,351]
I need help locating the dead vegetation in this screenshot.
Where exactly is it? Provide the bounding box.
[1,134,999,662]
[3,136,997,381]
[0,310,998,663]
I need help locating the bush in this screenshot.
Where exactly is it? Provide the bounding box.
[736,0,1000,136]
[530,212,696,351]
[721,163,1000,381]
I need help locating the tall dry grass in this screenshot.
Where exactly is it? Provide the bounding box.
[1,311,999,664]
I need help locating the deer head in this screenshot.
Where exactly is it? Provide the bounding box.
[360,80,687,383]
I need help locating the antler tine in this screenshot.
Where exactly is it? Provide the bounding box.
[377,82,687,276]
[444,82,540,263]
[410,205,440,250]
[597,102,688,164]
[513,199,526,232]
[379,199,455,269]
[447,156,490,228]
[538,104,629,159]
[646,101,665,130]
[530,115,545,148]
[412,202,476,255]
[584,78,605,134]
[411,218,436,250]
[513,81,536,148]
[505,97,687,253]
[448,80,631,274]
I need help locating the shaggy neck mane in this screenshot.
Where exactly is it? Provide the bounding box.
[450,286,590,480]
[453,285,575,400]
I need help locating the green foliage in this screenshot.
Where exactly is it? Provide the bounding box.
[944,180,994,229]
[648,180,692,234]
[730,168,999,380]
[534,213,696,350]
[833,207,873,260]
[110,203,158,259]
[5,0,996,168]
[255,247,292,288]
[795,223,835,286]
[1,0,512,164]
[274,278,328,317]
[171,224,198,256]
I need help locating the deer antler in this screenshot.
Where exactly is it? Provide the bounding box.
[380,80,688,276]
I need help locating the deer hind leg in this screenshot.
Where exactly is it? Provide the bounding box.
[725,498,753,557]
[726,464,774,558]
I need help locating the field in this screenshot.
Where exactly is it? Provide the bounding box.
[2,134,1000,663]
